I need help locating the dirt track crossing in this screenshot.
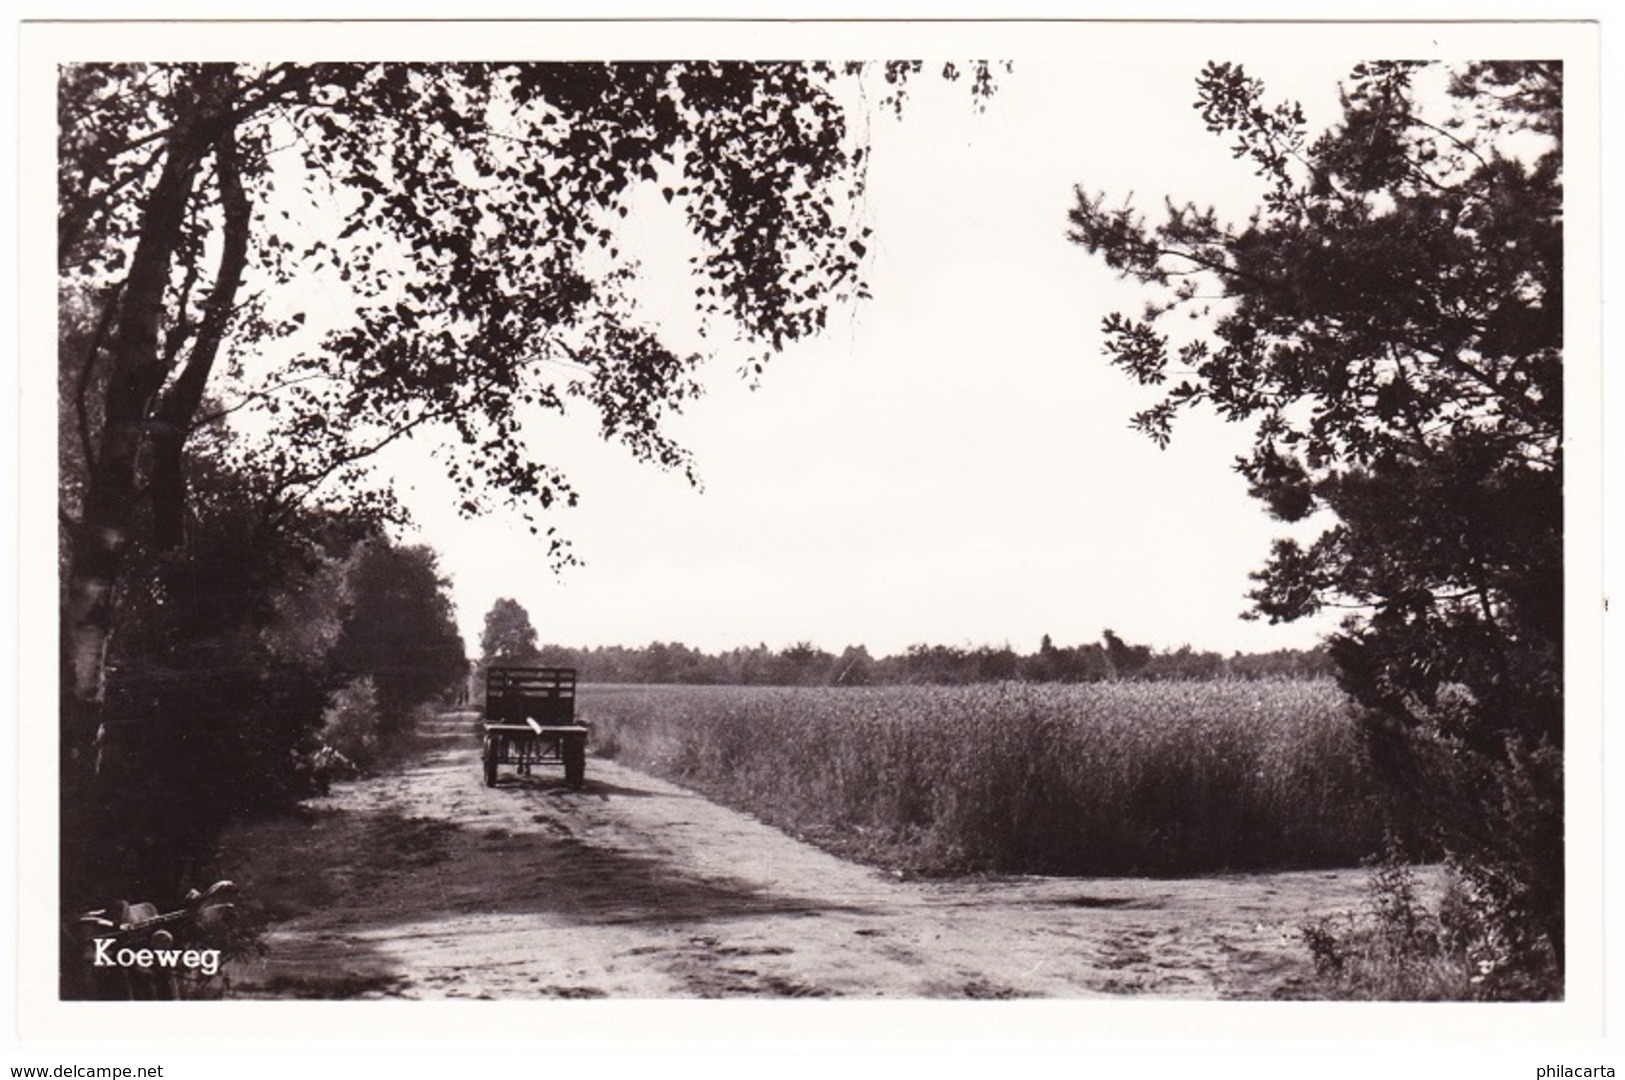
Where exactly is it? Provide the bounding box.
[222,711,1371,999]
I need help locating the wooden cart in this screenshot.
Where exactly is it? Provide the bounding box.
[480,666,588,788]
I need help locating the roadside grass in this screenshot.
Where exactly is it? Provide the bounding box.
[580,680,1391,877]
[1291,856,1481,1001]
[1294,915,1477,1001]
[373,702,464,768]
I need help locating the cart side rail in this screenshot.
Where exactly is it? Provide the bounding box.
[483,665,577,724]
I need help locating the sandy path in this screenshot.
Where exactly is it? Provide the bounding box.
[222,712,1370,999]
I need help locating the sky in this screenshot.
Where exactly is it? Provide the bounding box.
[32,19,1594,665]
[381,45,1365,659]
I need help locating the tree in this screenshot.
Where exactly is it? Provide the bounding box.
[1101,628,1151,679]
[56,422,477,995]
[1068,61,1563,994]
[774,641,834,685]
[479,597,539,665]
[1019,634,1110,683]
[59,61,997,781]
[329,539,468,729]
[830,644,874,686]
[69,441,353,915]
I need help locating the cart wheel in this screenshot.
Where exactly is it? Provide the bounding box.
[563,736,586,788]
[482,737,497,788]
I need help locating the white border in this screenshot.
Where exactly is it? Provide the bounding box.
[8,7,1612,1069]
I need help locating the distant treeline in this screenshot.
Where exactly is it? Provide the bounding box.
[502,631,1334,686]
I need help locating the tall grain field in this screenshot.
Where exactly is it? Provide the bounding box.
[581,681,1391,877]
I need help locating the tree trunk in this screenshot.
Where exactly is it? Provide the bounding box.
[153,122,251,549]
[61,67,241,898]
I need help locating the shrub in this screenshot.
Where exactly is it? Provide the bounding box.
[1291,832,1563,1002]
[320,676,382,767]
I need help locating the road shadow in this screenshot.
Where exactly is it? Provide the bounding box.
[219,793,871,999]
[488,771,681,801]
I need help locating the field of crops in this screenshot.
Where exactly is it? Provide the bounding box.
[578,680,1393,878]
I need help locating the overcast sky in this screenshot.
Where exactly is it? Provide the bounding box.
[381,43,1372,658]
[31,19,1592,661]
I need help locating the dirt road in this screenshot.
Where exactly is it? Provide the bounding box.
[222,711,1370,999]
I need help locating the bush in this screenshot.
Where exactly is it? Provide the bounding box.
[1293,835,1558,1002]
[320,676,382,767]
[1358,710,1563,997]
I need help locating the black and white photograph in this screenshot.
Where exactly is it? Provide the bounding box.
[6,8,1613,1078]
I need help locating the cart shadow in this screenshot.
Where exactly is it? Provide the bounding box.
[489,773,674,800]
